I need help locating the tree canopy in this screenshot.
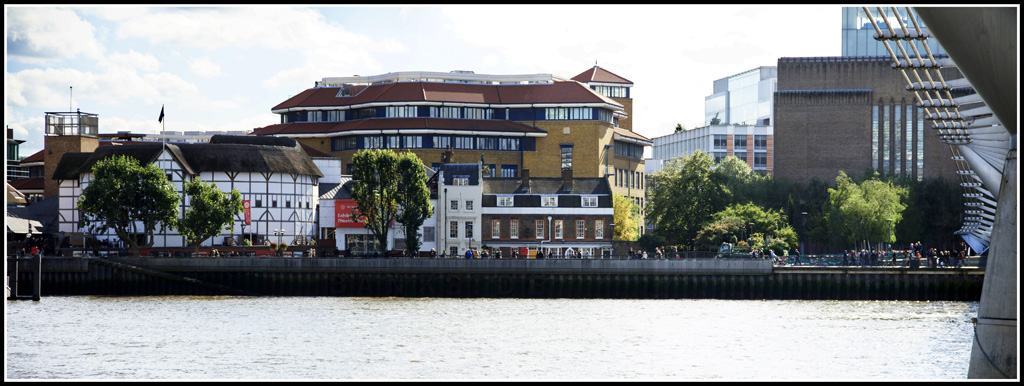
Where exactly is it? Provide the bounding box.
[612,193,640,241]
[77,154,180,256]
[822,171,908,250]
[349,149,402,255]
[646,150,728,247]
[178,178,244,256]
[394,151,434,256]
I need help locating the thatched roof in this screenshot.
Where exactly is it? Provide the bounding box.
[52,136,323,179]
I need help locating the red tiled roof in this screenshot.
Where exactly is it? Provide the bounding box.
[20,149,44,163]
[252,118,547,136]
[299,142,333,158]
[571,66,633,85]
[613,128,652,144]
[272,81,622,111]
[8,177,44,191]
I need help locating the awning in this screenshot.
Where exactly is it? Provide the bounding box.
[6,216,44,235]
[6,206,46,235]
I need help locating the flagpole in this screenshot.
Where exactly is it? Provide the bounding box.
[159,104,165,149]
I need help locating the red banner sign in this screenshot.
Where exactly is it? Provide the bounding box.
[334,199,363,228]
[243,200,251,226]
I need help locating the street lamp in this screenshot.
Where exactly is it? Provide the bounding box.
[886,218,893,254]
[274,229,285,256]
[800,212,808,257]
[608,223,616,259]
[547,215,553,258]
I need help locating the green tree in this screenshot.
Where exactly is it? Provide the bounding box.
[637,233,667,254]
[77,155,180,256]
[395,152,434,256]
[710,112,722,125]
[646,150,727,247]
[612,193,641,241]
[822,171,908,250]
[674,123,686,133]
[694,203,798,252]
[179,178,244,256]
[349,149,401,256]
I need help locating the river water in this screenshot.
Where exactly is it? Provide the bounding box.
[5,296,976,380]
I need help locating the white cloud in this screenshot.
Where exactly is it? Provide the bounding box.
[105,50,162,72]
[6,7,105,63]
[188,57,223,78]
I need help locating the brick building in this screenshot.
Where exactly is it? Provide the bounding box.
[773,56,960,184]
[251,66,651,231]
[481,169,614,258]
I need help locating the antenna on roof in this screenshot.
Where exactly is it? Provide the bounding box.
[69,86,73,112]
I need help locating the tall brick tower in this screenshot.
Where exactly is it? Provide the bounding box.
[43,111,99,199]
[571,65,635,132]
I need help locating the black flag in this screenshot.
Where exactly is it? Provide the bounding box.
[158,105,165,123]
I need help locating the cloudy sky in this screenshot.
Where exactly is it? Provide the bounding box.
[6,5,842,157]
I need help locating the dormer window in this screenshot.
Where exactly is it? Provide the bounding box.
[542,196,557,207]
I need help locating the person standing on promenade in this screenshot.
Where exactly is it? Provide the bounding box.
[465,249,472,259]
[537,249,545,259]
[956,249,965,268]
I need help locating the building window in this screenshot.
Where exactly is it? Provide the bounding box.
[582,196,598,207]
[436,106,460,119]
[476,137,497,150]
[386,106,417,118]
[499,138,519,151]
[436,135,451,149]
[255,198,262,208]
[542,196,557,207]
[510,219,519,239]
[450,221,458,238]
[576,219,585,239]
[465,108,491,120]
[872,105,879,171]
[491,220,500,239]
[363,136,383,149]
[713,135,728,150]
[497,196,514,207]
[713,152,727,163]
[734,136,747,150]
[501,165,517,178]
[734,152,747,163]
[403,135,423,148]
[754,135,767,150]
[560,145,573,170]
[535,219,545,239]
[465,221,473,239]
[450,200,459,211]
[554,220,563,239]
[455,136,473,149]
[754,153,767,169]
[453,177,469,186]
[465,200,474,211]
[450,246,459,256]
[595,219,604,239]
[272,199,277,208]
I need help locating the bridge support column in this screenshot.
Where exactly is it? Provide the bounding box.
[968,148,1016,379]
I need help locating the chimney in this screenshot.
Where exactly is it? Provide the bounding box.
[561,168,573,192]
[521,169,530,191]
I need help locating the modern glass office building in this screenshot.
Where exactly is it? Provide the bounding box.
[841,6,948,57]
[703,66,777,127]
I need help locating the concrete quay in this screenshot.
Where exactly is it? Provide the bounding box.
[10,257,984,300]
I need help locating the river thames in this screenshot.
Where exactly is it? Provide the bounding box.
[5,296,976,380]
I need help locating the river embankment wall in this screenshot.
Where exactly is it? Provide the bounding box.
[10,257,984,300]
